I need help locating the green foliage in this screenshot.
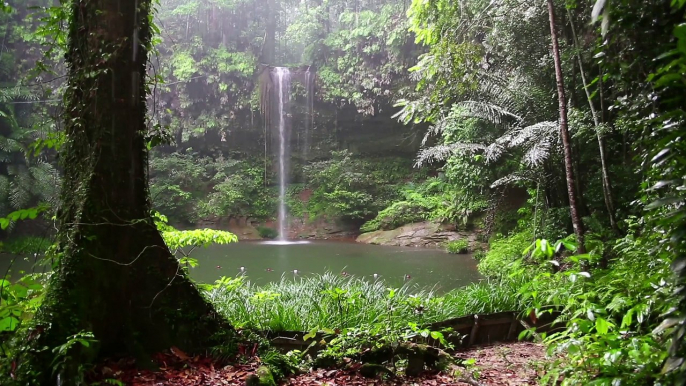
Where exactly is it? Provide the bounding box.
[0,205,50,231]
[150,152,272,223]
[361,176,488,232]
[478,230,533,278]
[446,240,469,254]
[304,151,413,223]
[256,226,277,240]
[161,228,238,252]
[473,249,486,261]
[0,273,46,350]
[207,272,521,332]
[517,229,674,385]
[0,107,60,222]
[360,200,428,233]
[50,331,97,381]
[1,236,51,255]
[154,212,238,261]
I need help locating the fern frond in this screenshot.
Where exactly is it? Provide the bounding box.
[522,138,553,167]
[0,87,37,103]
[0,136,22,153]
[507,121,557,148]
[490,172,538,188]
[9,165,33,209]
[484,141,508,163]
[29,161,61,204]
[454,100,521,124]
[416,143,486,166]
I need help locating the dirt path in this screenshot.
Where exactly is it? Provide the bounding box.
[97,342,546,385]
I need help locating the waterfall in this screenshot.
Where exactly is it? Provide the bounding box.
[274,67,291,241]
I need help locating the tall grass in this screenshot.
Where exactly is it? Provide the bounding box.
[207,272,525,332]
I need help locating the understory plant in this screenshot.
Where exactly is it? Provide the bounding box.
[257,226,278,240]
[446,240,469,254]
[206,272,522,332]
[514,221,674,385]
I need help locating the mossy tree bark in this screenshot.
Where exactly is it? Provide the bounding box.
[17,1,225,383]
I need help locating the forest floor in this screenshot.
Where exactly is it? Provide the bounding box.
[95,342,545,386]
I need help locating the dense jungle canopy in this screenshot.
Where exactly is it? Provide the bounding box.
[0,0,685,385]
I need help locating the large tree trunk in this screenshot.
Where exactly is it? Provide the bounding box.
[17,1,225,383]
[547,0,586,253]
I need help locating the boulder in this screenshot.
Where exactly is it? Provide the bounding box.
[356,221,479,249]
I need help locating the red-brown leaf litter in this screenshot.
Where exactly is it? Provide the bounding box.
[92,342,546,385]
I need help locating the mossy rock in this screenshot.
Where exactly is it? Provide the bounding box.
[245,366,276,386]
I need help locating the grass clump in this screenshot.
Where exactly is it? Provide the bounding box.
[473,249,487,261]
[446,239,469,254]
[205,272,522,332]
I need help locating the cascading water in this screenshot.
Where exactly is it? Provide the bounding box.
[274,67,290,241]
[262,67,309,246]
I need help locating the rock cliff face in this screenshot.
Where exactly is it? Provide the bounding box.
[356,221,479,249]
[194,215,359,241]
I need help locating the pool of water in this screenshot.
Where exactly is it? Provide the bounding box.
[190,240,481,292]
[0,241,482,292]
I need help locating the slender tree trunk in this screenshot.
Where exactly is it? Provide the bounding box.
[262,0,276,64]
[568,9,619,234]
[547,0,586,252]
[17,1,225,383]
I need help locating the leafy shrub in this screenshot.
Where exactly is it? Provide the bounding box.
[478,230,532,278]
[540,207,572,241]
[519,227,673,385]
[150,151,273,223]
[473,249,486,260]
[446,239,469,254]
[304,150,412,222]
[257,226,278,240]
[361,176,490,233]
[360,201,428,232]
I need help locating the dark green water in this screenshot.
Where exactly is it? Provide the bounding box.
[0,241,482,292]
[190,240,481,291]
